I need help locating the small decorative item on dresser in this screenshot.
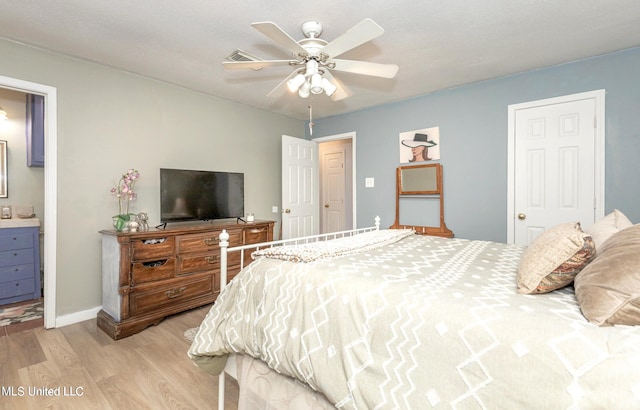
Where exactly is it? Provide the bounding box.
[128,215,140,232]
[137,212,149,231]
[110,168,141,231]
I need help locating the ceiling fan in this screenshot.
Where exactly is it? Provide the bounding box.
[223,18,399,101]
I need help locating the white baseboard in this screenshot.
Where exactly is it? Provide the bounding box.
[54,305,102,328]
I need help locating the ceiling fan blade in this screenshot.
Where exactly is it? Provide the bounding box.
[266,69,300,97]
[222,60,296,70]
[322,70,351,101]
[251,21,308,57]
[331,59,399,78]
[321,18,384,58]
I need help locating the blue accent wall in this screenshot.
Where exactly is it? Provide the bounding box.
[309,47,640,241]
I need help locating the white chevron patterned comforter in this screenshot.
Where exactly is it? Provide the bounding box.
[188,232,640,409]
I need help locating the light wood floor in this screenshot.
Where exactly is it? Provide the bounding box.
[0,304,239,409]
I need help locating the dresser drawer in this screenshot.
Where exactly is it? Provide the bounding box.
[244,226,269,244]
[0,249,35,267]
[129,274,214,316]
[0,277,36,299]
[131,258,176,284]
[0,232,34,251]
[131,237,175,260]
[0,264,34,281]
[178,251,241,275]
[177,230,242,254]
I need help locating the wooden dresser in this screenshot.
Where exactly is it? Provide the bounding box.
[98,220,274,340]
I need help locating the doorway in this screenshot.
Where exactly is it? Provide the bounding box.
[0,88,44,332]
[280,132,356,240]
[507,90,605,245]
[0,75,57,329]
[319,139,353,233]
[314,132,356,233]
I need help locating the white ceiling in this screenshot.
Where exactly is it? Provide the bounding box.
[2,1,640,121]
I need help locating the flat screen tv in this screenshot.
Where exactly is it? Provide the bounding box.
[160,168,244,223]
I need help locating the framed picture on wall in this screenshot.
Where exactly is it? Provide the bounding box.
[0,140,7,198]
[399,127,440,163]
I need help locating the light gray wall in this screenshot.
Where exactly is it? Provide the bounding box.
[0,38,303,316]
[310,47,640,242]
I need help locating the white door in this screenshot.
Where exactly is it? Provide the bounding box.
[281,135,319,239]
[320,144,346,233]
[507,90,605,245]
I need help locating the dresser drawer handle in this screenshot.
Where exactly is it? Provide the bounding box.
[203,238,219,246]
[142,238,167,245]
[142,260,167,268]
[165,286,186,299]
[204,255,219,264]
[250,228,266,233]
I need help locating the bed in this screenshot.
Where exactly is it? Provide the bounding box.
[188,213,640,409]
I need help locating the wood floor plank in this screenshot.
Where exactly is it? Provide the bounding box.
[135,339,219,408]
[0,307,239,409]
[34,325,80,373]
[4,329,47,368]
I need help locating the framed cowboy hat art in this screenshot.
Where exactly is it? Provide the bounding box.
[399,126,440,163]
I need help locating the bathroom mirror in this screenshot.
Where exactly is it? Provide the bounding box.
[0,140,7,198]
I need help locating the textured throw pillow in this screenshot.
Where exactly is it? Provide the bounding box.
[574,224,640,326]
[584,209,633,250]
[517,222,596,294]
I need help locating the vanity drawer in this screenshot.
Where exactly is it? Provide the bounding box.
[177,230,242,254]
[0,264,34,281]
[128,275,214,316]
[0,277,36,299]
[0,232,34,251]
[131,237,175,260]
[131,258,176,284]
[0,249,35,267]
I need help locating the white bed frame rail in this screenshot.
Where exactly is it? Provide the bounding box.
[215,216,380,409]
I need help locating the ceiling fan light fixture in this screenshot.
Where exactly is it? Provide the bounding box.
[298,81,311,98]
[0,107,7,121]
[310,73,323,94]
[305,59,318,76]
[322,78,337,97]
[287,73,306,92]
[232,19,395,102]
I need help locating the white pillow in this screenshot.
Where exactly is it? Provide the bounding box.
[584,209,633,250]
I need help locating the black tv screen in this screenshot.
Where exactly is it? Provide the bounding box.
[160,168,244,223]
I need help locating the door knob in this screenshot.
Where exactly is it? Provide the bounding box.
[517,213,526,220]
[324,204,329,208]
[282,208,291,214]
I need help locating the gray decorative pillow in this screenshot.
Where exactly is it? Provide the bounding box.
[574,224,640,326]
[517,222,596,294]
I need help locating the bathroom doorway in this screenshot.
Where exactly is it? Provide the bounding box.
[0,74,57,330]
